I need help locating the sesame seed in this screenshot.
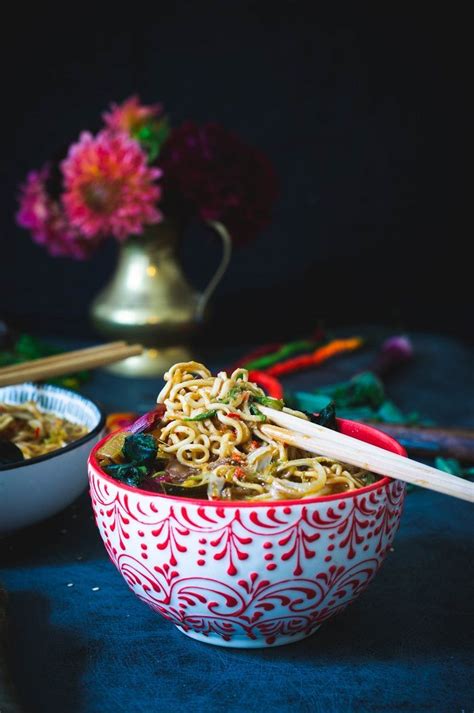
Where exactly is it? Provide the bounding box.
[92,587,100,592]
[67,583,74,588]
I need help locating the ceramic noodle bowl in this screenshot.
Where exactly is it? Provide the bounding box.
[0,383,105,534]
[88,420,406,648]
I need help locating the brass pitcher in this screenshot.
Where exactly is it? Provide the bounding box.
[90,219,232,376]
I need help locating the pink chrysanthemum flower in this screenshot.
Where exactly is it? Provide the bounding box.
[61,130,162,240]
[16,166,100,259]
[103,95,163,133]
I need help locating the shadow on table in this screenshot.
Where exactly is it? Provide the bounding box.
[0,493,105,569]
[243,531,473,663]
[6,590,91,713]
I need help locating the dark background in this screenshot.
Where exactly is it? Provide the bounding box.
[1,4,470,344]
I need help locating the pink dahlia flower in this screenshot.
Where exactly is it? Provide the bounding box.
[61,130,162,240]
[103,95,163,133]
[16,166,100,259]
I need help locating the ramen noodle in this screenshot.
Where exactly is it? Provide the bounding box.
[0,401,88,459]
[99,361,378,501]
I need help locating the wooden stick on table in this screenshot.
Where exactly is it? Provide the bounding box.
[0,342,143,387]
[258,405,474,503]
[0,341,128,376]
[366,422,474,463]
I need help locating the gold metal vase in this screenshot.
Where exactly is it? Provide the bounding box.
[90,219,232,376]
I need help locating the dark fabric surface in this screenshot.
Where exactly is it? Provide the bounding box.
[1,328,473,712]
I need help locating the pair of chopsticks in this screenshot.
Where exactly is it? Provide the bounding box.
[258,405,474,503]
[0,341,143,387]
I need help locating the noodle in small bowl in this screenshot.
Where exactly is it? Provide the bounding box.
[88,362,407,648]
[0,383,106,534]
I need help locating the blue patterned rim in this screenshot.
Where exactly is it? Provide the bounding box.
[0,383,106,471]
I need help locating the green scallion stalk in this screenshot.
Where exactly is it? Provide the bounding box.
[183,410,218,421]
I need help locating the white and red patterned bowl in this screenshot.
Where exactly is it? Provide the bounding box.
[88,420,406,648]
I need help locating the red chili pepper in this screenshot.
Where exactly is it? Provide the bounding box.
[228,413,242,420]
[34,427,41,439]
[234,467,246,479]
[265,338,363,378]
[248,370,284,399]
[266,354,314,377]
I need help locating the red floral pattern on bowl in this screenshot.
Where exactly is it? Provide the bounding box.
[88,419,406,648]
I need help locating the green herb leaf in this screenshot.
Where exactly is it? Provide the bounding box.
[183,410,217,421]
[122,433,158,465]
[218,386,242,404]
[291,391,332,413]
[313,370,385,409]
[104,463,148,487]
[358,472,377,485]
[310,402,337,430]
[253,395,284,410]
[375,401,406,424]
[249,403,266,421]
[434,457,462,477]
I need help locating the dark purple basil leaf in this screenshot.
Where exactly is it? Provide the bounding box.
[128,404,166,434]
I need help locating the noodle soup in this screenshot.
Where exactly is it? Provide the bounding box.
[0,400,88,459]
[97,361,379,501]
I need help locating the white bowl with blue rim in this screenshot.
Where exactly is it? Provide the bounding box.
[0,383,106,534]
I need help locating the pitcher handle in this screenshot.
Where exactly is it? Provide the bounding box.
[195,220,232,322]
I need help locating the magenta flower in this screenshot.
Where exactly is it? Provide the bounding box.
[61,130,162,241]
[16,166,100,259]
[159,122,279,245]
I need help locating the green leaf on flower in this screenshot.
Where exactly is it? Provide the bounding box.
[134,118,171,162]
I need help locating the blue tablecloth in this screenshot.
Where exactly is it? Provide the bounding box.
[1,329,473,712]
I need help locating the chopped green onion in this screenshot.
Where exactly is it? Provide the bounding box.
[183,410,217,421]
[249,403,266,421]
[253,395,284,410]
[218,386,242,404]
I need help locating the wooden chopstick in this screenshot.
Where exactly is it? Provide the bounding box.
[0,342,143,387]
[258,405,474,503]
[0,341,128,376]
